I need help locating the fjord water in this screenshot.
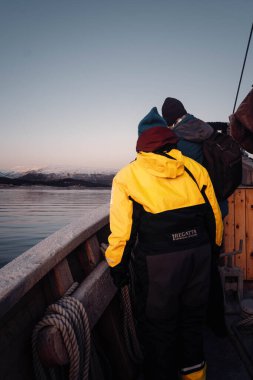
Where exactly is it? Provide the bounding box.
[0,187,111,268]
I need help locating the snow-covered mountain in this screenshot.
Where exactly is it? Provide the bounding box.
[0,165,116,187]
[0,165,117,179]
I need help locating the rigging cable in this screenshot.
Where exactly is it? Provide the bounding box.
[121,285,143,364]
[233,23,253,113]
[100,242,143,364]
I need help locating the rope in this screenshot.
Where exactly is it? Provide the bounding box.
[120,285,143,364]
[101,243,143,364]
[32,282,91,380]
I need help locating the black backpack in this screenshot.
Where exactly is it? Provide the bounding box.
[202,131,242,201]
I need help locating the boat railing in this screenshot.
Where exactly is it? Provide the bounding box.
[0,203,110,320]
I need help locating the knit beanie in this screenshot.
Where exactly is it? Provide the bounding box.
[138,107,167,136]
[162,98,187,126]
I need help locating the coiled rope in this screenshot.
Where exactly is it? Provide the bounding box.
[32,282,91,380]
[120,285,143,364]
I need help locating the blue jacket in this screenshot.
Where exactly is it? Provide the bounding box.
[174,114,213,163]
[173,114,228,218]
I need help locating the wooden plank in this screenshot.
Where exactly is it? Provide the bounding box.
[36,262,117,367]
[37,326,69,366]
[84,235,102,266]
[246,189,253,280]
[223,193,235,253]
[48,258,74,299]
[78,235,103,276]
[0,283,46,344]
[234,189,246,276]
[73,261,116,328]
[0,284,47,380]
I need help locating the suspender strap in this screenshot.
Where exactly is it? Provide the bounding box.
[156,151,216,245]
[156,151,207,201]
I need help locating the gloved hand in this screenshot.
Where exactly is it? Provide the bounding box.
[212,244,222,263]
[110,265,130,289]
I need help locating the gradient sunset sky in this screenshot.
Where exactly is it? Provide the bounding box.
[1,0,253,172]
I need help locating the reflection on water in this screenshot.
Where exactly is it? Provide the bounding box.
[0,187,111,268]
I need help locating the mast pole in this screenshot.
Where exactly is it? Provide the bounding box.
[233,23,253,113]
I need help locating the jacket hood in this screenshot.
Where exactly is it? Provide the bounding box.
[136,149,185,179]
[173,114,214,142]
[136,126,179,152]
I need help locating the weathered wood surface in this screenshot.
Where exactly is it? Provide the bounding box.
[0,204,109,319]
[37,261,117,367]
[85,235,102,267]
[78,235,103,276]
[0,204,118,380]
[37,326,69,366]
[223,188,253,280]
[235,189,246,276]
[73,261,116,328]
[246,189,253,279]
[223,193,235,253]
[0,282,47,379]
[49,258,74,298]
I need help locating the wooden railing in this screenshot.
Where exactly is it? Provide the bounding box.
[0,203,139,380]
[0,204,110,319]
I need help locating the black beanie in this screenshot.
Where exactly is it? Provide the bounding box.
[162,97,187,126]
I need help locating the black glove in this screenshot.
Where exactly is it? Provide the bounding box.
[110,264,130,288]
[212,244,222,264]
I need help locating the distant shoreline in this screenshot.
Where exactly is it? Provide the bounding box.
[0,184,111,190]
[0,169,115,190]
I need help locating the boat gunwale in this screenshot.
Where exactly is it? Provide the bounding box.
[0,203,110,319]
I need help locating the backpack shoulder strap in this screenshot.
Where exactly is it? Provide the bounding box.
[156,151,208,202]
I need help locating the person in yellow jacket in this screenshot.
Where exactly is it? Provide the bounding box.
[105,107,223,380]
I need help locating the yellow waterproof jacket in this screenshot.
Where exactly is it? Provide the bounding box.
[105,149,223,268]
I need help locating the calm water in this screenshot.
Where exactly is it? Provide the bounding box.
[0,187,111,268]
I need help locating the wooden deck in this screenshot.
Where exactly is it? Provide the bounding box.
[216,157,253,380]
[205,326,252,380]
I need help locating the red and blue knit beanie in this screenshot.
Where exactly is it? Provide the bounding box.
[138,107,167,136]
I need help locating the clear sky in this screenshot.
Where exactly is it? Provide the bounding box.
[1,0,253,172]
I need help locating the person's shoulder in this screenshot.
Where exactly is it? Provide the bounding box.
[175,114,214,142]
[190,115,214,134]
[114,160,136,181]
[183,154,208,176]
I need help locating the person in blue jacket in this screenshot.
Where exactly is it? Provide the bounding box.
[162,97,228,338]
[161,97,228,218]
